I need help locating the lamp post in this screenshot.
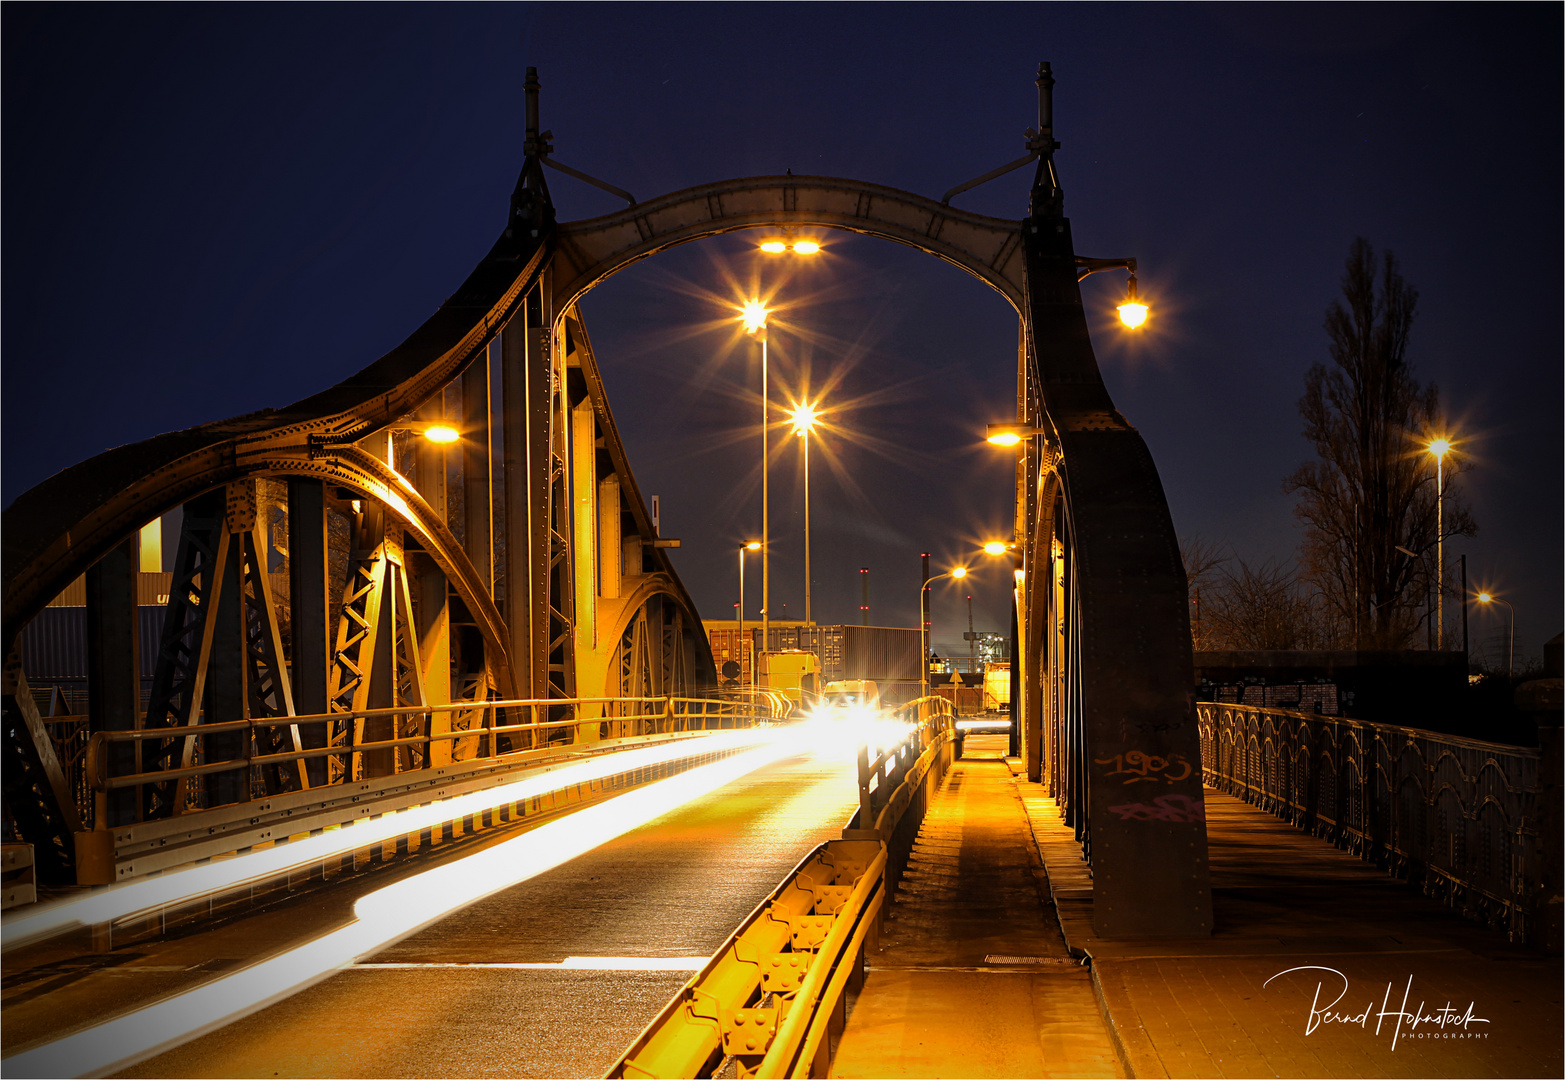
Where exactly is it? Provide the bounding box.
[1427,438,1451,649]
[920,543,1011,701]
[789,401,822,624]
[740,235,823,647]
[741,302,771,648]
[738,541,761,683]
[921,567,967,702]
[1476,592,1515,676]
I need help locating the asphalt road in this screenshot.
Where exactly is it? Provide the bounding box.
[113,746,859,1079]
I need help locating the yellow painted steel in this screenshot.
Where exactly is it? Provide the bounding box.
[608,840,883,1080]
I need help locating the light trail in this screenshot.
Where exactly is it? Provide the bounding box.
[353,957,709,970]
[4,731,816,1079]
[2,730,780,951]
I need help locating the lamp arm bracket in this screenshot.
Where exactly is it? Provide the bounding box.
[941,151,1040,206]
[1075,256,1138,282]
[542,156,638,207]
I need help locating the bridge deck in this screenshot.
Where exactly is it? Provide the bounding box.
[1021,781,1563,1079]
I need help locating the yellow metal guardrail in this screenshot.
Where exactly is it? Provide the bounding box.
[610,697,958,1079]
[609,839,885,1080]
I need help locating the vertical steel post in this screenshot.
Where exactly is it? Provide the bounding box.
[86,536,140,827]
[860,567,869,626]
[501,309,532,699]
[287,478,330,787]
[462,345,494,594]
[205,498,248,807]
[414,391,452,764]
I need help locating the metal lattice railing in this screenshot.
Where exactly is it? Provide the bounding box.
[1198,702,1541,941]
[82,690,791,822]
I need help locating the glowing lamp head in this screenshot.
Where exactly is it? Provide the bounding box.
[789,402,820,436]
[740,300,770,334]
[745,541,762,551]
[423,425,460,444]
[1117,302,1149,329]
[792,240,821,255]
[951,567,968,579]
[759,240,788,253]
[986,431,1023,447]
[1477,592,1494,604]
[1428,438,1451,460]
[982,541,1008,556]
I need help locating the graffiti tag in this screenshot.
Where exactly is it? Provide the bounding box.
[1094,750,1192,784]
[1106,794,1206,823]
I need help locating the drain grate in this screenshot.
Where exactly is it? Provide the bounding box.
[983,954,1072,965]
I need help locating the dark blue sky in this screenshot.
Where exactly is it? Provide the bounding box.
[4,4,1560,661]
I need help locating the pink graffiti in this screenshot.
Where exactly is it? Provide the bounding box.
[1106,794,1206,823]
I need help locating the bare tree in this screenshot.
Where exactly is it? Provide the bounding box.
[1284,239,1475,649]
[1180,535,1227,651]
[1200,557,1338,651]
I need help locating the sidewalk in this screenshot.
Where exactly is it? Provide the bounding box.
[829,737,1122,1078]
[1016,770,1564,1079]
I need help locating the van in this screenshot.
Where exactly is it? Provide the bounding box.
[819,679,881,718]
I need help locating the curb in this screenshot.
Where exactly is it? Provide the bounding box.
[1004,761,1167,1080]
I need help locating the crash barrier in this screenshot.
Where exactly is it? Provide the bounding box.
[610,840,885,1080]
[611,697,958,1079]
[857,697,957,900]
[1199,702,1548,944]
[66,691,789,886]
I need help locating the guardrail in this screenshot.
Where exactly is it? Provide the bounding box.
[609,697,958,1079]
[66,691,789,885]
[1198,702,1544,942]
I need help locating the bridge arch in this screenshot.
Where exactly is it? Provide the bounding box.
[551,175,1026,316]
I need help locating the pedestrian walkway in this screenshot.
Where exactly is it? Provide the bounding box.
[829,737,1123,1078]
[1016,770,1564,1079]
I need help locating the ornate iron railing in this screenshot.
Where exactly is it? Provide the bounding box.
[1198,703,1541,941]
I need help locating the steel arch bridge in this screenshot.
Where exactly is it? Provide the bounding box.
[1,65,1209,937]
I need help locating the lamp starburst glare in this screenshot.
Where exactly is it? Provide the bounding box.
[740,299,769,334]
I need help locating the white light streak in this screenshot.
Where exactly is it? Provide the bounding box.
[3,731,780,951]
[4,735,810,1079]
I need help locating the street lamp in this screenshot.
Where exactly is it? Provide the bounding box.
[790,401,822,624]
[1116,274,1149,329]
[1075,257,1150,329]
[921,566,967,702]
[758,235,822,256]
[741,301,773,646]
[920,544,1009,701]
[1427,437,1452,649]
[1475,592,1515,676]
[738,541,762,683]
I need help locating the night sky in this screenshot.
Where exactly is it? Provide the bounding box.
[4,5,1560,664]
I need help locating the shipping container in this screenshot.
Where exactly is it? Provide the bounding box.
[983,662,1011,710]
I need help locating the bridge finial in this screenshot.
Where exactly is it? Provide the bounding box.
[509,66,554,239]
[1029,61,1064,218]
